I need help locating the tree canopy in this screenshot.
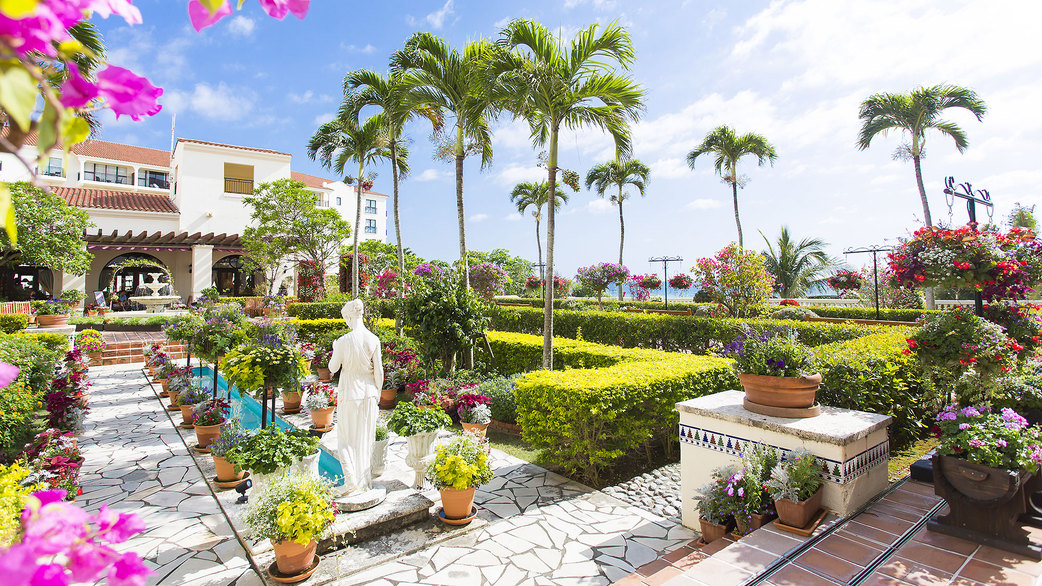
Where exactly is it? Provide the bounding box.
[0,183,92,275]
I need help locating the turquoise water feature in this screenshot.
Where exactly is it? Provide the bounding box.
[194,366,344,484]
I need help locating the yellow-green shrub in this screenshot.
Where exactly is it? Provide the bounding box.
[0,381,37,460]
[0,314,28,334]
[0,462,40,546]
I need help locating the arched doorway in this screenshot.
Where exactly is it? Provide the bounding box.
[213,255,256,296]
[99,253,171,310]
[0,265,53,301]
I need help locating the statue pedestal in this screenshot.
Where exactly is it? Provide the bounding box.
[677,390,891,530]
[335,486,387,512]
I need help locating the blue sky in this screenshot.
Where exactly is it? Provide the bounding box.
[91,0,1042,280]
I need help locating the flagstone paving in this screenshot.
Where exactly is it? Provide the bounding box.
[81,362,698,585]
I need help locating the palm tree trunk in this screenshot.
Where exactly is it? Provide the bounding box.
[534,212,543,279]
[391,140,404,335]
[618,189,625,301]
[912,151,936,309]
[731,178,744,249]
[352,162,363,299]
[542,127,559,370]
[455,125,469,289]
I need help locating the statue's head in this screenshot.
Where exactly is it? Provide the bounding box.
[341,299,364,322]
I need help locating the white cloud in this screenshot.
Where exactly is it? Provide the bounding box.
[406,0,455,29]
[289,90,314,104]
[313,113,334,126]
[587,199,613,214]
[416,169,444,182]
[563,0,616,9]
[685,198,722,211]
[469,213,489,222]
[496,164,544,186]
[493,16,512,28]
[227,15,255,37]
[165,83,254,121]
[504,212,523,222]
[342,43,377,54]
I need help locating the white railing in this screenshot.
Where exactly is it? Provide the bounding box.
[765,298,860,307]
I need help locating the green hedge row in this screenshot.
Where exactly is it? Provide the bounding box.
[287,299,396,320]
[0,332,69,395]
[488,306,879,352]
[289,318,397,344]
[803,306,939,322]
[0,314,28,333]
[485,331,737,485]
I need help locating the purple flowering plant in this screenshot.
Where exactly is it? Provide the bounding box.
[722,325,811,378]
[413,263,444,280]
[934,404,1042,473]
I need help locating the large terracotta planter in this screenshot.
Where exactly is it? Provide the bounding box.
[735,512,770,536]
[282,391,302,411]
[775,485,824,528]
[271,538,318,576]
[316,367,332,382]
[179,404,196,427]
[461,422,489,441]
[212,454,244,483]
[699,518,729,543]
[440,486,476,520]
[310,406,334,429]
[379,387,397,410]
[36,314,70,328]
[738,373,821,408]
[194,421,225,448]
[167,389,181,409]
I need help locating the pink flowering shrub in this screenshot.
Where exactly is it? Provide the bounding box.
[468,263,508,301]
[934,405,1042,473]
[0,489,151,586]
[575,263,629,307]
[692,243,775,317]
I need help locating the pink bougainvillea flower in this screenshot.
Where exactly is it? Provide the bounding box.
[107,553,151,586]
[0,544,38,586]
[94,66,162,120]
[66,542,119,583]
[94,505,145,544]
[187,0,232,31]
[0,360,19,389]
[258,0,309,20]
[30,562,68,586]
[82,0,143,25]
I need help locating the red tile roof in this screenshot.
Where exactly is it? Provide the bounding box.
[291,171,331,189]
[52,187,179,214]
[19,133,170,167]
[177,138,291,157]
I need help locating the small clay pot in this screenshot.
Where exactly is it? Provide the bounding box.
[194,421,225,449]
[179,404,195,428]
[271,539,318,576]
[282,391,302,411]
[440,486,476,520]
[212,454,244,483]
[461,422,488,441]
[316,367,332,382]
[310,406,334,429]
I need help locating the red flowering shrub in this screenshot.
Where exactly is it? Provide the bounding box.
[21,430,82,500]
[668,273,694,290]
[780,299,800,307]
[828,270,863,291]
[297,259,325,302]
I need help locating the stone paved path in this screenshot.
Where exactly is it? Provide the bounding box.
[79,364,262,585]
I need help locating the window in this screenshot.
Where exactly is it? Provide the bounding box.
[336,197,342,206]
[42,157,63,178]
[224,163,254,195]
[137,170,169,189]
[365,219,377,234]
[83,162,128,184]
[364,199,377,214]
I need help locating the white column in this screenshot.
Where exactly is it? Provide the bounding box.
[60,270,87,310]
[191,245,213,300]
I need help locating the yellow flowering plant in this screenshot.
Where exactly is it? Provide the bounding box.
[0,462,42,546]
[427,433,494,490]
[243,473,336,546]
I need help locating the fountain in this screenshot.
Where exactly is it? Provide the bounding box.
[129,272,180,313]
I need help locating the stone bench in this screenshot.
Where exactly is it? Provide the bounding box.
[677,390,890,530]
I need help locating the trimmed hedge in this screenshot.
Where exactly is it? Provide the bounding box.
[803,306,940,322]
[0,332,67,395]
[0,314,28,333]
[287,299,396,320]
[485,331,737,485]
[290,317,397,343]
[812,327,931,448]
[488,306,879,352]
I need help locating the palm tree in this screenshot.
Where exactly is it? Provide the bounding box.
[857,84,986,227]
[760,226,835,298]
[509,180,571,285]
[493,19,644,368]
[584,158,650,299]
[393,33,498,289]
[341,67,442,324]
[307,113,400,297]
[686,125,777,249]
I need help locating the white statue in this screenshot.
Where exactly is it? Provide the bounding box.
[327,299,383,497]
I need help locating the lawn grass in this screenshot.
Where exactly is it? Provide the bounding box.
[441,421,543,464]
[888,436,939,482]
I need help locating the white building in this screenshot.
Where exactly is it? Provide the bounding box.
[0,135,388,303]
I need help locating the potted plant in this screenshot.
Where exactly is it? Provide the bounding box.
[427,432,494,524]
[243,473,336,578]
[929,404,1042,555]
[723,325,820,413]
[694,468,738,543]
[382,341,420,409]
[74,329,106,363]
[304,382,337,430]
[262,294,287,318]
[372,422,389,478]
[174,384,210,428]
[84,303,99,317]
[192,399,229,449]
[311,335,335,382]
[223,320,309,404]
[282,386,303,413]
[387,401,451,488]
[34,299,71,328]
[735,443,779,534]
[225,426,321,493]
[22,429,83,500]
[459,403,492,440]
[766,448,824,529]
[210,420,249,485]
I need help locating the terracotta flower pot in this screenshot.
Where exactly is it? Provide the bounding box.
[271,538,318,576]
[461,422,489,441]
[440,486,476,520]
[379,387,397,410]
[699,518,729,543]
[735,512,771,536]
[310,406,334,429]
[179,404,196,427]
[167,389,181,409]
[212,454,244,483]
[738,372,822,409]
[160,379,169,393]
[36,314,70,328]
[775,485,824,528]
[282,391,302,411]
[316,367,332,382]
[194,421,225,448]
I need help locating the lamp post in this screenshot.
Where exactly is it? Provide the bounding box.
[648,256,683,309]
[532,262,546,300]
[843,246,893,320]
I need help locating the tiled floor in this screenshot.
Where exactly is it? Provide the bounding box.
[623,479,1042,586]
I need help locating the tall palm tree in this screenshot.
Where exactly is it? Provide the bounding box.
[584,158,650,299]
[341,67,442,324]
[393,33,498,289]
[686,125,777,249]
[857,84,986,227]
[760,226,835,298]
[509,180,571,283]
[493,19,644,368]
[307,113,400,297]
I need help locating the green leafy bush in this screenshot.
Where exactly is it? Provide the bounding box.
[0,381,38,461]
[477,375,520,424]
[0,333,65,395]
[800,305,933,322]
[225,426,320,475]
[386,402,451,436]
[770,307,818,321]
[288,299,395,320]
[0,314,28,333]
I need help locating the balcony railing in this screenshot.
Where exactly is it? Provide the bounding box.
[224,177,254,195]
[41,169,65,178]
[83,172,128,184]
